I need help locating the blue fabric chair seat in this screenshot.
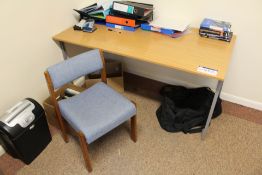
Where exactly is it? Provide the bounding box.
[58,82,136,144]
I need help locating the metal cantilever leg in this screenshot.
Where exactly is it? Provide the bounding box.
[201,80,223,140]
[59,41,68,60]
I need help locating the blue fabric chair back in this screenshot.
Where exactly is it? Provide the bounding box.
[47,49,103,89]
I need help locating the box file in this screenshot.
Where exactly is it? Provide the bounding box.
[112,1,153,18]
[106,23,137,32]
[106,15,136,27]
[141,23,175,35]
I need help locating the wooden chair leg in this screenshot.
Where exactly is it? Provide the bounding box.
[130,115,137,142]
[77,132,92,172]
[60,118,69,143]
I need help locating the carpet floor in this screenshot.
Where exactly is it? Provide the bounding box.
[17,92,262,175]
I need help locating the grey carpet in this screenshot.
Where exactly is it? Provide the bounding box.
[18,92,262,175]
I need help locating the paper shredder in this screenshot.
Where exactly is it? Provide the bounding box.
[0,98,52,164]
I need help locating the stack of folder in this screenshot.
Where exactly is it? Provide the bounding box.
[199,18,233,42]
[74,1,112,20]
[105,1,154,32]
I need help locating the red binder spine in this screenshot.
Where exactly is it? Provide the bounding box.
[106,15,136,27]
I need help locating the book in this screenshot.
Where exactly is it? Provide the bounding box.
[199,18,233,42]
[199,28,224,36]
[200,32,233,42]
[200,18,231,33]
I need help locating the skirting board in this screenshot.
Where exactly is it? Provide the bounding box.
[220,93,262,111]
[126,69,262,111]
[0,146,4,157]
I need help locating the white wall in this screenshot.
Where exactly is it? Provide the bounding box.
[116,0,262,110]
[0,0,87,154]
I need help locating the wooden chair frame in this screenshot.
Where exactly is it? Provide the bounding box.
[44,50,137,172]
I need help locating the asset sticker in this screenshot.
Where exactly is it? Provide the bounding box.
[115,25,122,30]
[197,66,218,76]
[151,26,161,32]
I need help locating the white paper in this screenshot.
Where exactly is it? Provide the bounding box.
[97,0,114,10]
[113,2,128,12]
[73,76,86,87]
[197,66,218,76]
[150,17,190,32]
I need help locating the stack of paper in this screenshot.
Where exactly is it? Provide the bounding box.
[141,17,190,38]
[149,17,190,32]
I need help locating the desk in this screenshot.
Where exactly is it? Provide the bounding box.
[53,24,236,139]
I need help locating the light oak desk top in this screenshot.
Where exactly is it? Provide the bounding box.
[53,25,236,81]
[53,24,236,139]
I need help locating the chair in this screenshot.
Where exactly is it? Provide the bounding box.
[44,49,137,172]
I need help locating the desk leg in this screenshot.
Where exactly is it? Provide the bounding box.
[59,41,68,60]
[201,80,223,140]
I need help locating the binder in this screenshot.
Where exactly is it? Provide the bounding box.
[112,1,153,18]
[141,23,175,35]
[74,3,98,18]
[106,15,136,27]
[109,10,153,22]
[106,23,137,32]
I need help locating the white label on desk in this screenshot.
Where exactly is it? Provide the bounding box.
[151,26,161,32]
[197,66,218,76]
[115,25,123,30]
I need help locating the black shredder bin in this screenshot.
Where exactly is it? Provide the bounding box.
[0,98,52,164]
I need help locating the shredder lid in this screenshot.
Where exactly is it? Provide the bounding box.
[0,99,35,128]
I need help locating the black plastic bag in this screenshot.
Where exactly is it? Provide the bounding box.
[156,85,222,134]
